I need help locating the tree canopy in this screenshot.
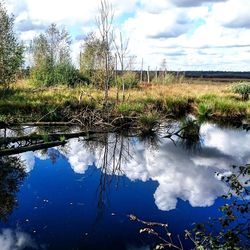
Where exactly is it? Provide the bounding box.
[0,1,24,87]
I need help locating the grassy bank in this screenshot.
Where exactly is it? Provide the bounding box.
[0,80,249,127]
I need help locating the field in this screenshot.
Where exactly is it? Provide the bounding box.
[0,79,250,126]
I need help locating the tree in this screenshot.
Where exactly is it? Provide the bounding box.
[114,31,129,101]
[96,0,115,105]
[80,32,106,87]
[80,0,115,104]
[30,23,78,86]
[0,0,23,88]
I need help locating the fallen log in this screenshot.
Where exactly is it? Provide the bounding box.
[0,131,96,145]
[9,122,77,127]
[0,141,66,157]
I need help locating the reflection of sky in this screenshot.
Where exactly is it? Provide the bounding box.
[20,123,250,211]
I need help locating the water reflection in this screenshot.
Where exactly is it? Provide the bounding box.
[0,228,37,250]
[0,157,26,221]
[9,122,250,212]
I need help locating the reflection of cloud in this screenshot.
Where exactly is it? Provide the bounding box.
[20,152,35,173]
[151,144,228,210]
[14,123,250,211]
[0,229,37,250]
[201,123,250,163]
[60,139,95,174]
[59,124,250,211]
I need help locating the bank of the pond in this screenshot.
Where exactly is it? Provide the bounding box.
[0,80,249,127]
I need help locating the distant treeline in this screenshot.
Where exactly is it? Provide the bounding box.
[131,70,250,81]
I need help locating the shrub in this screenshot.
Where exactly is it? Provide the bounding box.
[117,102,144,116]
[31,64,85,87]
[232,82,250,101]
[152,73,183,84]
[139,112,158,132]
[115,71,139,89]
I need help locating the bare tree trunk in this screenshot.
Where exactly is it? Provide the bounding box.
[115,53,119,103]
[96,0,114,108]
[147,66,150,84]
[140,58,144,83]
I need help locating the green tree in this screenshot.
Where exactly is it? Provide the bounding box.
[0,0,24,88]
[30,23,79,86]
[80,32,107,87]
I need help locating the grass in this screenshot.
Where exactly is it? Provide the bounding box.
[0,80,250,125]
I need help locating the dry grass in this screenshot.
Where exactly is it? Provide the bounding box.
[0,80,249,123]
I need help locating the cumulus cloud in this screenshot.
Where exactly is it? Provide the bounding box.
[0,229,37,250]
[171,0,228,8]
[212,0,250,29]
[4,0,250,70]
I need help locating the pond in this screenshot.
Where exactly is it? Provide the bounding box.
[0,120,249,249]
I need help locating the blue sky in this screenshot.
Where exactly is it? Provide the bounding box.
[5,0,250,71]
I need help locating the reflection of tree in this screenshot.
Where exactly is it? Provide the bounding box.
[138,131,161,151]
[178,118,201,152]
[0,156,26,221]
[164,118,201,152]
[96,133,131,210]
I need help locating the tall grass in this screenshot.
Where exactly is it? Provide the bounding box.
[1,80,249,124]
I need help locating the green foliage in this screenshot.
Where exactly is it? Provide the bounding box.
[117,102,144,116]
[79,31,114,90]
[30,24,80,86]
[152,73,183,85]
[139,112,159,132]
[115,71,139,89]
[197,103,213,118]
[232,82,250,101]
[0,1,24,88]
[164,97,190,115]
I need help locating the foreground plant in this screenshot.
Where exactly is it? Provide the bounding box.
[232,82,250,101]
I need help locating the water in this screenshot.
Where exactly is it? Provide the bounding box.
[0,121,249,249]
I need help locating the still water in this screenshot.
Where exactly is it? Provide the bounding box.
[0,121,249,249]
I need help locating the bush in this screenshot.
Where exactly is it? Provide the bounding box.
[232,82,250,101]
[115,71,139,89]
[31,64,85,87]
[152,73,180,84]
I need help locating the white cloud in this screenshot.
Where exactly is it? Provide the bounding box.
[4,0,250,70]
[212,0,250,28]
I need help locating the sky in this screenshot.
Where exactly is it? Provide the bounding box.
[4,0,250,71]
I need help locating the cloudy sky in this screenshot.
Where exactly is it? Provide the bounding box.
[5,0,250,71]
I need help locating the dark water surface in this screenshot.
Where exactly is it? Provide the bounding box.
[0,122,249,249]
